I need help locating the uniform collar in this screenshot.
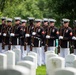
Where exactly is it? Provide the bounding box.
[15,24,20,26]
[50,26,54,28]
[7,25,11,27]
[64,27,68,29]
[2,23,6,26]
[36,26,40,28]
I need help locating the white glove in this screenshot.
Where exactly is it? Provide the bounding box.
[10,33,15,36]
[25,34,30,37]
[72,36,76,40]
[59,36,63,39]
[46,35,50,39]
[32,32,36,35]
[0,33,1,35]
[3,33,6,36]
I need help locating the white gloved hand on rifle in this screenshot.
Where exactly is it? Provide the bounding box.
[59,36,63,39]
[3,33,6,36]
[46,35,50,39]
[0,33,1,35]
[25,34,30,37]
[10,33,15,36]
[72,36,76,40]
[32,32,36,36]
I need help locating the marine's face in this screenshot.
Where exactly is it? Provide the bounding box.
[35,22,41,27]
[63,22,69,27]
[43,21,48,26]
[15,20,20,24]
[7,22,12,26]
[2,20,6,24]
[49,22,55,26]
[21,22,26,26]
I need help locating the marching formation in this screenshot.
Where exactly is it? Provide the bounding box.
[0,17,76,66]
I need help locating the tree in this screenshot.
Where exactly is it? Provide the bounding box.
[0,0,76,25]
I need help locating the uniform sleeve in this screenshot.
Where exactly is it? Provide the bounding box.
[55,27,59,39]
[69,28,72,34]
[19,26,25,37]
[69,28,73,39]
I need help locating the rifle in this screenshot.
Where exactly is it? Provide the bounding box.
[72,27,76,53]
[30,26,35,51]
[24,26,30,50]
[24,40,26,50]
[2,25,6,49]
[58,25,63,54]
[24,27,27,50]
[7,26,12,50]
[44,27,50,52]
[2,36,5,49]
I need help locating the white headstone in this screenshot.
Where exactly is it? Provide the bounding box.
[0,53,7,69]
[13,49,21,64]
[73,59,76,68]
[45,51,55,64]
[46,53,58,75]
[28,52,37,68]
[65,54,76,67]
[17,61,36,75]
[0,65,30,75]
[45,50,55,56]
[23,55,36,69]
[5,50,15,68]
[54,68,76,75]
[48,57,65,75]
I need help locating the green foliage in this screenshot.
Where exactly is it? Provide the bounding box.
[0,0,76,27]
[0,0,43,19]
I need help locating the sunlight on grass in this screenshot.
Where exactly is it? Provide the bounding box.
[36,65,46,75]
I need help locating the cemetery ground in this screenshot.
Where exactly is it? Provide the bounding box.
[36,65,46,75]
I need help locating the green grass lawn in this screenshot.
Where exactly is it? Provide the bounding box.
[36,65,46,75]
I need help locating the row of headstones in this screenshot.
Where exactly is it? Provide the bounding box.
[54,67,76,75]
[45,51,76,75]
[0,48,37,75]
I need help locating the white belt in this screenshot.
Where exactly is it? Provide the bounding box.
[17,38,19,45]
[67,41,69,48]
[53,40,55,46]
[38,40,40,47]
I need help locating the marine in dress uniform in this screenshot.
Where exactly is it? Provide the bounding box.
[59,19,73,58]
[72,20,76,55]
[46,19,59,52]
[41,18,48,65]
[5,18,13,51]
[58,19,65,54]
[12,17,21,50]
[18,19,27,59]
[26,17,35,53]
[0,17,6,52]
[32,19,45,66]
